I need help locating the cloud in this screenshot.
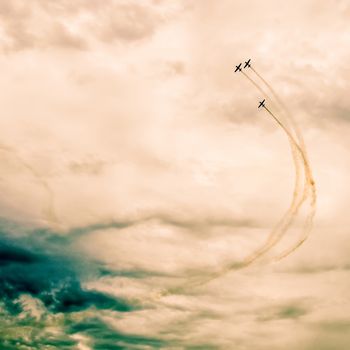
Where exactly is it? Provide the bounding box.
[0,0,184,52]
[1,0,350,348]
[258,302,309,321]
[94,3,159,43]
[0,228,134,314]
[69,318,169,350]
[68,158,107,176]
[303,320,350,350]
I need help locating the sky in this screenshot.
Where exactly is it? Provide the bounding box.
[1,0,350,349]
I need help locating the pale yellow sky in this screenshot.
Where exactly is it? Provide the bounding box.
[1,1,350,349]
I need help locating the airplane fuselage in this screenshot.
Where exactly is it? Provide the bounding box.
[258,99,265,109]
[235,63,242,72]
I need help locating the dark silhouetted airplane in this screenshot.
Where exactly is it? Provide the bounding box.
[258,99,265,109]
[244,59,251,68]
[234,63,242,72]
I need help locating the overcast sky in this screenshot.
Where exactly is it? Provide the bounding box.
[1,1,350,349]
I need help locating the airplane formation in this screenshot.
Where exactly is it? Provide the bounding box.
[232,58,317,267]
[234,59,264,109]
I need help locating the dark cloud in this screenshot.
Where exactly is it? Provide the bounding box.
[0,230,134,314]
[0,308,170,350]
[68,317,216,349]
[69,318,168,350]
[277,304,308,319]
[257,301,309,322]
[0,221,158,348]
[0,242,40,265]
[0,332,77,350]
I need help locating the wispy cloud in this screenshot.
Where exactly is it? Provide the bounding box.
[0,0,184,52]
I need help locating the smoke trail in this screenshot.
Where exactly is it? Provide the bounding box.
[262,106,308,182]
[239,71,307,263]
[249,67,317,259]
[219,104,308,271]
[151,66,317,298]
[262,106,316,258]
[275,180,316,260]
[155,103,309,297]
[249,66,310,186]
[0,144,58,226]
[250,67,302,142]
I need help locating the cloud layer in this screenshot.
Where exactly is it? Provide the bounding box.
[1,0,350,349]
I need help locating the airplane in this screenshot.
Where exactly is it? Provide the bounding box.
[244,59,251,68]
[234,63,242,72]
[258,99,265,109]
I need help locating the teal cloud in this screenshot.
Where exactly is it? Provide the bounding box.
[0,229,134,314]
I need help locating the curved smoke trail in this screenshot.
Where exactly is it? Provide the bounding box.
[239,71,307,264]
[249,67,316,260]
[157,78,307,297]
[152,65,317,298]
